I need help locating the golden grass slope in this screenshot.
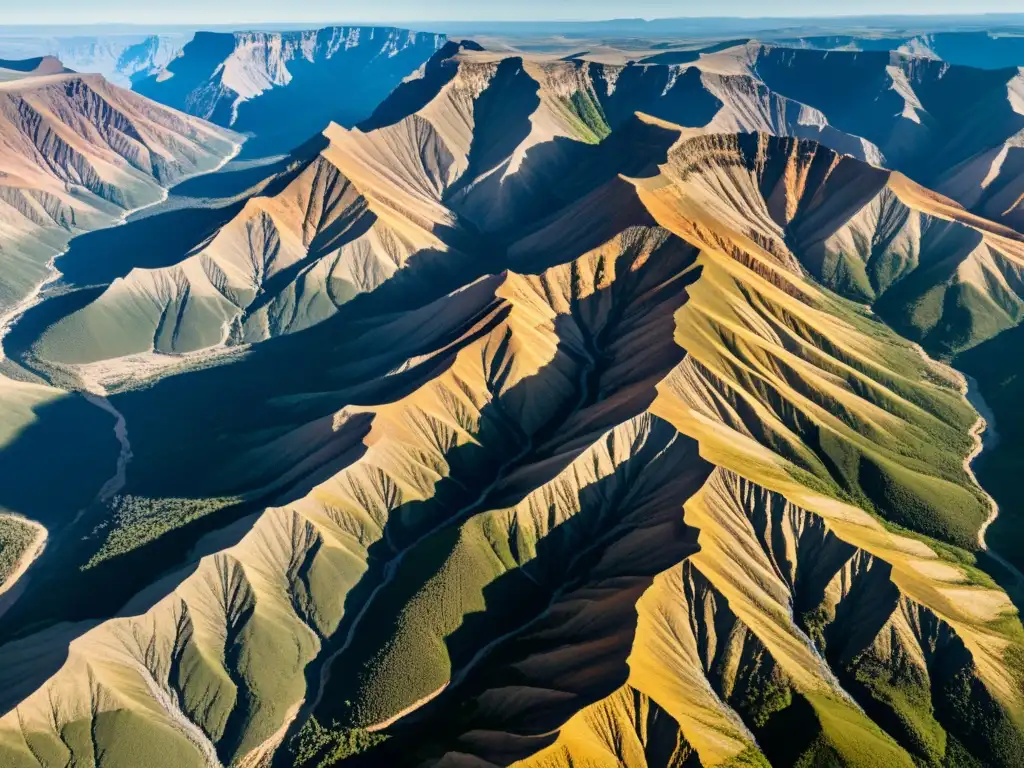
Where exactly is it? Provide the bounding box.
[0,224,706,767]
[511,157,1024,768]
[27,46,900,371]
[638,130,1024,355]
[35,149,447,363]
[1,77,1023,768]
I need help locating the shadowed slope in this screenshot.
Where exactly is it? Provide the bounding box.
[135,27,447,159]
[1,43,1024,768]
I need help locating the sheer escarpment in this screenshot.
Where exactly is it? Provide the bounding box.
[134,27,447,157]
[0,43,1023,768]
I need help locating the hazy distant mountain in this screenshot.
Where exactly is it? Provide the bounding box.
[432,14,1024,41]
[0,33,188,86]
[134,27,447,157]
[0,55,69,81]
[776,31,1024,69]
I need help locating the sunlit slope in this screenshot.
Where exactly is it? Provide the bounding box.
[639,131,1024,356]
[34,150,451,363]
[350,173,1022,767]
[0,71,238,312]
[3,75,1024,768]
[353,45,882,233]
[746,44,1024,230]
[644,242,1024,767]
[23,45,1024,368]
[0,224,714,767]
[29,44,890,371]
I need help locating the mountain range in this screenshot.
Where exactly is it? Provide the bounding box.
[0,24,1022,768]
[134,28,448,157]
[0,59,238,320]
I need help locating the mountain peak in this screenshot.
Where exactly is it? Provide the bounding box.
[0,55,71,79]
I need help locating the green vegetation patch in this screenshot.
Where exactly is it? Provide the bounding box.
[552,83,611,144]
[857,453,987,549]
[83,493,239,569]
[778,289,991,550]
[0,515,37,585]
[318,521,511,728]
[0,709,208,768]
[850,654,947,764]
[730,651,794,729]
[805,692,916,768]
[289,717,387,767]
[722,745,773,768]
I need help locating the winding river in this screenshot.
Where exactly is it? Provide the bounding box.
[0,140,242,619]
[961,374,1024,586]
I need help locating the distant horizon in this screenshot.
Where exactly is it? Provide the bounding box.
[6,0,1024,27]
[3,13,1024,40]
[4,12,1024,26]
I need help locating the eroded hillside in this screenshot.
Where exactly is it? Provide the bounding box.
[33,41,1024,383]
[22,43,893,380]
[0,68,239,314]
[1,42,1023,767]
[1,36,1024,768]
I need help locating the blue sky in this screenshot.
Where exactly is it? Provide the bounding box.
[4,1,1024,25]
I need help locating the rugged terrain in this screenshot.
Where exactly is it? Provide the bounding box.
[0,64,239,317]
[25,41,1024,377]
[0,34,1023,768]
[134,27,447,158]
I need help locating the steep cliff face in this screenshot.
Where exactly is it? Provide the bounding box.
[744,43,1024,229]
[134,27,447,157]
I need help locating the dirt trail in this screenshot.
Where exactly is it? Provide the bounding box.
[365,684,448,733]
